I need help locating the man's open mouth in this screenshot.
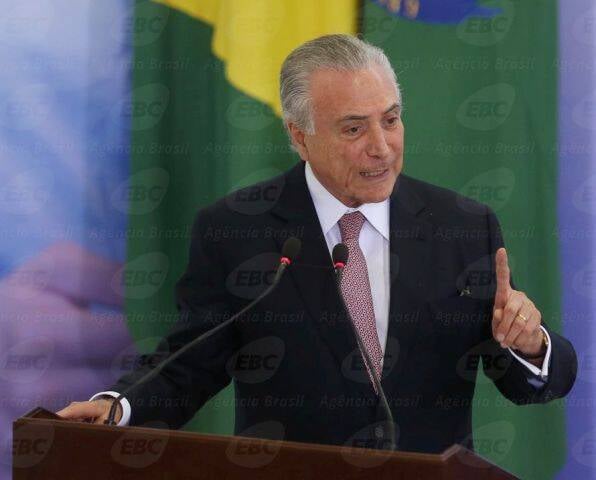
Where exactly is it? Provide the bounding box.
[360,169,388,178]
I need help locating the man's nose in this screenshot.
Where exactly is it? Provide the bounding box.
[366,124,390,158]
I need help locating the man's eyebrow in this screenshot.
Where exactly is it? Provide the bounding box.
[384,102,400,114]
[337,103,401,123]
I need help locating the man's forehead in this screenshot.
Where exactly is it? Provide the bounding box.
[310,67,398,108]
[309,66,398,118]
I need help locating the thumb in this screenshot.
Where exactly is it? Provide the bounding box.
[494,247,511,309]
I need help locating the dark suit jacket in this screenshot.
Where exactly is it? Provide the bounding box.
[113,162,576,453]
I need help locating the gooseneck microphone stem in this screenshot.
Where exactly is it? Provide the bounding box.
[106,238,301,426]
[332,244,396,451]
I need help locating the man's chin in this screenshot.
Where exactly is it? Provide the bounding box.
[357,190,393,205]
[363,181,396,203]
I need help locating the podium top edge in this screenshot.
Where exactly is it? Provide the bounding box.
[15,408,469,464]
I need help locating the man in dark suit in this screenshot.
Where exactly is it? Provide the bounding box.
[58,34,576,454]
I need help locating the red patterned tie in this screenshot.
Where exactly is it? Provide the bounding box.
[338,211,383,393]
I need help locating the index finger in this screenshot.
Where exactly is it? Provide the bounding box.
[494,247,511,308]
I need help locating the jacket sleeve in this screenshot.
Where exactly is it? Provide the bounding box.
[111,207,239,428]
[481,207,577,405]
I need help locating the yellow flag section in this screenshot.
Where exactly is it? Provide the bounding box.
[155,0,358,116]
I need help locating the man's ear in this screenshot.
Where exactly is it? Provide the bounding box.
[287,122,309,161]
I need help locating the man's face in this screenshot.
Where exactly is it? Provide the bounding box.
[291,65,404,207]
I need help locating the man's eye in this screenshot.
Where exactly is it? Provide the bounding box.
[346,126,360,135]
[386,116,398,125]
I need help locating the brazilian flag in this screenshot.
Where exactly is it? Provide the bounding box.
[127,1,562,478]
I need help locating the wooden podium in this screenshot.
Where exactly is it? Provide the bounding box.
[13,408,518,479]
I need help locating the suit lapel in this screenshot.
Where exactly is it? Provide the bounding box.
[382,176,432,392]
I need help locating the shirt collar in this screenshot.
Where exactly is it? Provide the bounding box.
[304,161,390,240]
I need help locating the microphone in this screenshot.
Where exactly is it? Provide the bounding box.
[332,243,348,281]
[106,237,302,426]
[331,243,396,451]
[273,236,301,284]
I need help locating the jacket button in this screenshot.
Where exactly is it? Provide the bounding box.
[374,425,384,439]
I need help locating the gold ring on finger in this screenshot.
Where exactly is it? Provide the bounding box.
[516,313,528,322]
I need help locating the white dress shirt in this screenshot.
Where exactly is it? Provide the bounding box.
[94,162,551,425]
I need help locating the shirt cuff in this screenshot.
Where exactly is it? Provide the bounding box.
[89,391,131,426]
[508,326,552,381]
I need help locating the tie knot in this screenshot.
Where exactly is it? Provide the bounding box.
[339,211,366,241]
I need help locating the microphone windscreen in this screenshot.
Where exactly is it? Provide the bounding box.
[282,237,301,261]
[332,243,349,265]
